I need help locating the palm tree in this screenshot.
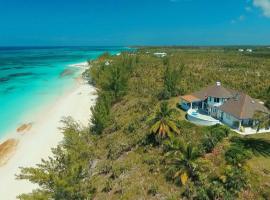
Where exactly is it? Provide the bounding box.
[150,102,180,140]
[168,144,200,185]
[252,111,270,132]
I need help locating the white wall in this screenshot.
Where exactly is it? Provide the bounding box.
[207,97,226,107]
[222,112,240,128]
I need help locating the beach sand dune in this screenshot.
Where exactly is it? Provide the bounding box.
[0,78,97,200]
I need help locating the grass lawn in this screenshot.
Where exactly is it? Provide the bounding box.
[246,133,270,198]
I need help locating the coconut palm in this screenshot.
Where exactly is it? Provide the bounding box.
[150,102,180,140]
[168,143,200,185]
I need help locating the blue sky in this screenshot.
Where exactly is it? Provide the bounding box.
[0,0,270,46]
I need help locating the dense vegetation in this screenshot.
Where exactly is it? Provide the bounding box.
[18,47,270,199]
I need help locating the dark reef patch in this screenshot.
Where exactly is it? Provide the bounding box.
[4,86,16,93]
[0,77,9,83]
[8,72,35,78]
[0,72,41,84]
[0,66,37,71]
[0,67,13,71]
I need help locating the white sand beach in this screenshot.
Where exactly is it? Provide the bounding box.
[69,61,90,69]
[0,68,97,199]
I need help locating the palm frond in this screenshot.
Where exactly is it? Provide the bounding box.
[167,120,180,134]
[151,121,161,133]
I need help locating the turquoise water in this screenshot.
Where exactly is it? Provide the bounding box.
[0,46,127,139]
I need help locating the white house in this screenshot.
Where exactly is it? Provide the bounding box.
[180,82,269,133]
[246,49,253,52]
[238,49,244,52]
[153,52,167,58]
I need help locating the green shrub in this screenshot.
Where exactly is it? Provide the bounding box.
[102,180,113,192]
[107,143,129,160]
[163,65,183,97]
[201,134,218,153]
[158,89,171,100]
[110,165,128,179]
[143,155,159,166]
[223,166,248,194]
[207,181,234,200]
[147,184,159,196]
[124,120,139,134]
[127,122,136,133]
[143,155,160,173]
[195,186,210,200]
[201,125,230,153]
[90,92,111,134]
[225,145,252,165]
[181,181,197,199]
[98,161,112,175]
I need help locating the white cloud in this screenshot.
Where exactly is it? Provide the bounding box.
[253,0,270,17]
[245,6,252,11]
[239,15,245,20]
[231,15,245,24]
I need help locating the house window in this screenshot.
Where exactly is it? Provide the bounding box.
[214,98,219,103]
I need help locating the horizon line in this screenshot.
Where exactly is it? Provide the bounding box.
[0,44,270,48]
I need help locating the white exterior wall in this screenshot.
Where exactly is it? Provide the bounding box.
[207,97,216,105]
[217,109,222,119]
[222,112,240,128]
[207,97,226,107]
[207,97,228,118]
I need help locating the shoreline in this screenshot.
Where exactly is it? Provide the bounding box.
[0,61,90,142]
[0,62,97,199]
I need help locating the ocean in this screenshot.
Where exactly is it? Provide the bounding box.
[0,46,127,139]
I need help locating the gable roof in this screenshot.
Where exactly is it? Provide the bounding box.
[219,92,269,119]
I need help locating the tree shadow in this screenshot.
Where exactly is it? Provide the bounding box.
[230,136,270,157]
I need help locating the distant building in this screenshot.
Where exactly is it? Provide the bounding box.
[105,61,110,66]
[153,52,167,58]
[238,49,244,52]
[246,49,253,52]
